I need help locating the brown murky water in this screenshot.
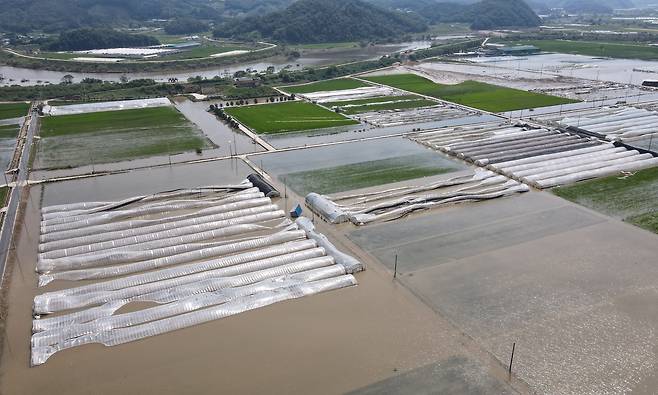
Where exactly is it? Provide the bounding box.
[0,167,517,394]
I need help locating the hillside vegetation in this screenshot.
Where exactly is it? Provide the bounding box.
[372,0,542,30]
[0,0,224,33]
[0,0,303,33]
[2,0,541,36]
[216,0,427,43]
[44,28,160,51]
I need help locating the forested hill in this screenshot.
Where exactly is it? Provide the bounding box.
[216,0,427,44]
[0,0,295,33]
[371,0,542,30]
[0,0,224,33]
[1,0,541,35]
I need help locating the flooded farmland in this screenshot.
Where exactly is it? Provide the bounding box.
[0,41,431,87]
[1,38,658,395]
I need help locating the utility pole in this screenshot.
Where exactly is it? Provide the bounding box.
[393,253,398,279]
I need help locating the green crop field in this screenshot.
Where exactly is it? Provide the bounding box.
[38,106,211,169]
[224,101,358,134]
[0,102,30,120]
[511,40,658,60]
[363,74,577,112]
[282,153,459,195]
[553,166,658,234]
[280,78,370,94]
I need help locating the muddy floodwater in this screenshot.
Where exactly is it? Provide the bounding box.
[466,53,658,86]
[0,158,516,394]
[173,99,264,156]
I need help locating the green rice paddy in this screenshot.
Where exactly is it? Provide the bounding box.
[280,78,370,94]
[224,101,358,134]
[362,74,577,112]
[553,166,658,233]
[282,153,459,195]
[38,106,210,169]
[0,102,30,120]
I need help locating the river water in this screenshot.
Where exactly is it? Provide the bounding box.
[0,41,430,86]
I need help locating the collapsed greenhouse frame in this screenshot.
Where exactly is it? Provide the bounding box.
[31,179,363,366]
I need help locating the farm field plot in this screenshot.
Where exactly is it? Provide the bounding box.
[284,153,458,195]
[225,101,358,134]
[279,78,371,94]
[0,102,29,120]
[254,137,465,195]
[553,166,658,233]
[326,95,438,115]
[1,159,514,395]
[510,40,658,61]
[363,74,577,112]
[0,124,19,171]
[37,106,211,169]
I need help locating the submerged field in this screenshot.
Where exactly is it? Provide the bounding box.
[38,106,210,169]
[0,102,29,120]
[280,78,371,94]
[282,153,460,195]
[510,40,658,61]
[225,101,358,134]
[0,124,18,171]
[553,166,658,233]
[326,95,438,115]
[362,74,576,112]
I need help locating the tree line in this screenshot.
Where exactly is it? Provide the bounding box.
[43,28,160,51]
